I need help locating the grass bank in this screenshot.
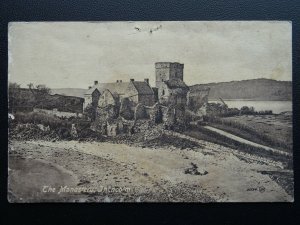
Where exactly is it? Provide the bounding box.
[204,115,292,153]
[184,125,293,169]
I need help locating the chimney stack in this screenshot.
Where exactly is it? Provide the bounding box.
[144,78,149,84]
[119,80,122,83]
[130,79,134,82]
[94,80,98,85]
[116,80,119,83]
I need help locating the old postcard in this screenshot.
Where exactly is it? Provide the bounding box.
[8,21,293,202]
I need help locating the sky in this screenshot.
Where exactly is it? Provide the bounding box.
[8,21,292,89]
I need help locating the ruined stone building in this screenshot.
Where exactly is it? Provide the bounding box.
[187,86,210,116]
[84,78,155,109]
[84,62,191,110]
[84,62,209,133]
[155,62,189,107]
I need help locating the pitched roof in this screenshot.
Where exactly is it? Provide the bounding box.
[85,82,130,95]
[101,89,119,100]
[164,79,189,90]
[85,81,154,96]
[85,87,99,95]
[131,81,154,95]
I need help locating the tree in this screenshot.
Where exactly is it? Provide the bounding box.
[9,82,21,89]
[8,82,21,113]
[36,84,51,95]
[27,83,51,107]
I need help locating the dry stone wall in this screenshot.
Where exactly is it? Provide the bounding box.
[33,108,83,118]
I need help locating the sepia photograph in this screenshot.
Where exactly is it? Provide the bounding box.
[7,21,293,202]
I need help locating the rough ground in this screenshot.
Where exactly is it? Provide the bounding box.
[8,137,293,202]
[220,114,293,152]
[203,126,291,157]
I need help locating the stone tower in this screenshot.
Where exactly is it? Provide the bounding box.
[155,62,184,88]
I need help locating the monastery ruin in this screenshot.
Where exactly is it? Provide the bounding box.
[84,62,210,136]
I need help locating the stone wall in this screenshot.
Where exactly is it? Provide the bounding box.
[134,104,148,120]
[92,89,101,107]
[148,103,163,123]
[134,103,164,124]
[107,122,118,136]
[138,103,185,127]
[169,63,184,80]
[155,62,184,88]
[138,94,155,106]
[84,95,92,109]
[160,105,169,123]
[94,101,189,136]
[158,83,170,104]
[155,63,170,88]
[119,98,135,120]
[158,82,188,107]
[126,82,139,104]
[98,90,117,107]
[174,107,186,124]
[95,117,135,136]
[33,108,83,118]
[96,104,119,123]
[187,88,210,116]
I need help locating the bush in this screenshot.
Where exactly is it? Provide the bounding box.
[83,103,96,121]
[12,112,72,140]
[77,128,105,141]
[9,123,58,140]
[14,112,71,130]
[207,103,273,117]
[68,117,91,130]
[11,112,97,141]
[56,127,72,139]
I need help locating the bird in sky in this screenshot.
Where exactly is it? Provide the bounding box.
[134,27,141,32]
[128,25,162,35]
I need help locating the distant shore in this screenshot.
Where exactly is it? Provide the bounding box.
[208,99,292,114]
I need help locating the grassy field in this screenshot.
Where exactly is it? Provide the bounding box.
[184,126,292,170]
[205,114,293,153]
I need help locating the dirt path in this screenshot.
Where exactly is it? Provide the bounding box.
[203,126,292,157]
[8,140,293,202]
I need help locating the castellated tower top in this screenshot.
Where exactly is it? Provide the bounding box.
[155,62,184,69]
[155,62,184,88]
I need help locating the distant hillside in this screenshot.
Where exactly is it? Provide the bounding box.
[51,88,87,98]
[190,79,292,101]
